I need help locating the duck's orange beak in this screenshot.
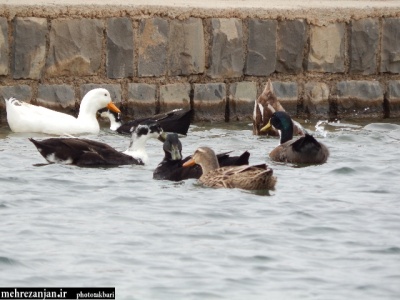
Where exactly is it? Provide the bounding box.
[107,102,121,113]
[182,158,196,167]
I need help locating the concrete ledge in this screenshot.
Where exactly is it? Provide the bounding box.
[1,1,400,123]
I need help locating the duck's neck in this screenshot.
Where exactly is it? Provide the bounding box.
[77,98,97,122]
[124,134,149,163]
[110,119,122,131]
[199,155,220,175]
[279,123,294,144]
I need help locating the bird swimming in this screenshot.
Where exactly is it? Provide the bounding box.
[29,120,163,166]
[5,88,120,135]
[182,146,276,190]
[153,133,250,181]
[261,111,329,164]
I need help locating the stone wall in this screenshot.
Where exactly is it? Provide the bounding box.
[1,7,400,124]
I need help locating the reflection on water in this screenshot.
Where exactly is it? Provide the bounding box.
[1,118,400,300]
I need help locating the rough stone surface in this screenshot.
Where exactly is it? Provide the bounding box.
[0,17,9,76]
[381,18,400,74]
[0,85,32,122]
[13,17,47,79]
[307,23,345,73]
[336,81,383,117]
[229,82,257,121]
[387,80,400,117]
[0,85,32,102]
[168,18,205,76]
[0,85,32,123]
[106,18,134,79]
[37,85,75,111]
[208,18,244,78]
[138,18,169,77]
[245,19,277,76]
[303,82,330,118]
[193,83,226,121]
[80,84,122,105]
[349,18,379,75]
[160,83,191,112]
[276,19,306,74]
[46,19,103,77]
[272,81,298,115]
[127,83,157,118]
[0,11,399,123]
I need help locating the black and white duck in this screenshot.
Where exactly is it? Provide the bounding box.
[99,108,193,136]
[5,88,120,135]
[153,133,250,181]
[261,111,329,164]
[29,120,163,166]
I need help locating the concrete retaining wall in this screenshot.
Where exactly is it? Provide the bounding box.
[1,3,400,124]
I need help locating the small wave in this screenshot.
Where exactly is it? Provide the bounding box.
[363,123,400,132]
[0,256,21,266]
[328,167,356,174]
[315,120,329,137]
[367,246,400,255]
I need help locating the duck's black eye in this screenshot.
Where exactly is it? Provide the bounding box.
[137,126,149,136]
[104,93,108,97]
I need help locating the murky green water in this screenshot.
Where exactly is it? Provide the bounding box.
[1,118,400,299]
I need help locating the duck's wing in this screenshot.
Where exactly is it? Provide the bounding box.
[29,138,87,164]
[201,164,275,190]
[217,151,250,167]
[29,138,142,166]
[272,134,329,164]
[117,109,193,135]
[62,139,143,166]
[153,109,193,135]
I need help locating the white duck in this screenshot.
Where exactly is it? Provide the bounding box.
[4,88,120,135]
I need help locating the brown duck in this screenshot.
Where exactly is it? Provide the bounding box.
[253,79,304,136]
[261,111,329,164]
[182,147,276,190]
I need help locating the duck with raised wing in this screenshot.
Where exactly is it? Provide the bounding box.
[5,88,120,135]
[182,147,276,190]
[99,108,193,136]
[29,120,163,166]
[261,111,329,164]
[253,79,304,136]
[153,133,250,181]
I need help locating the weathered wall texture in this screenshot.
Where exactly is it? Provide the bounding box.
[1,6,400,123]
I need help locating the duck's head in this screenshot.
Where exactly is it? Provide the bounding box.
[163,133,182,161]
[133,120,163,141]
[97,108,122,130]
[260,111,294,144]
[81,88,121,114]
[182,147,219,173]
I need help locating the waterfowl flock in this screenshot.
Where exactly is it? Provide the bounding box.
[153,133,250,181]
[4,83,330,192]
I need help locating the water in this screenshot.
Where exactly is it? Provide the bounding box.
[1,119,400,300]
